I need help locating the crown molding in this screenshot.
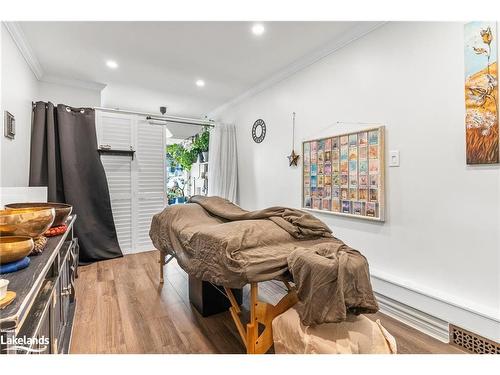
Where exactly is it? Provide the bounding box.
[208,21,387,119]
[41,75,107,92]
[3,21,106,92]
[3,21,44,80]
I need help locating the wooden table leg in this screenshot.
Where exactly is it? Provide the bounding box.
[159,252,165,284]
[246,282,259,354]
[226,281,298,354]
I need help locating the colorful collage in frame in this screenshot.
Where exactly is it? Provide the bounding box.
[302,126,385,221]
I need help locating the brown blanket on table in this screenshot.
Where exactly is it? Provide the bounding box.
[149,195,378,325]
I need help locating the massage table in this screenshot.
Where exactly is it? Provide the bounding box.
[151,196,379,354]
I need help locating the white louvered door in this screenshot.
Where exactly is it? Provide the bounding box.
[96,110,166,254]
[135,118,166,251]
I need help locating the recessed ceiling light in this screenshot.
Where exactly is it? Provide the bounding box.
[106,60,118,69]
[196,79,205,87]
[251,23,265,36]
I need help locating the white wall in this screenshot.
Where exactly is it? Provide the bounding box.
[215,22,500,340]
[1,23,38,187]
[1,24,103,187]
[37,80,101,107]
[0,186,47,207]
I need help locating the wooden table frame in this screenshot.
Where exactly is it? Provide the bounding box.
[159,251,298,354]
[224,282,298,354]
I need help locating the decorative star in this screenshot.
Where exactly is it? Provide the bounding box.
[287,149,300,167]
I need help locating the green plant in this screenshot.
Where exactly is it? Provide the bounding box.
[167,186,184,200]
[166,129,210,170]
[191,128,210,154]
[166,143,197,170]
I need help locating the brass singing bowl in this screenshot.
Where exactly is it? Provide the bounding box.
[5,203,72,227]
[0,236,34,264]
[0,207,55,238]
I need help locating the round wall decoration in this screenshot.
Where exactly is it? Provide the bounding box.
[252,119,266,143]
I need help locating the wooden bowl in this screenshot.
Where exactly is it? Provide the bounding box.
[0,236,34,264]
[0,208,55,238]
[5,203,72,227]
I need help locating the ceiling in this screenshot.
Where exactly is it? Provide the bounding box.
[17,21,378,118]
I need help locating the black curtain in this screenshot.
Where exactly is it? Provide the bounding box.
[29,102,123,264]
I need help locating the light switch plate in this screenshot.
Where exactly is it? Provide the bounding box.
[389,150,400,167]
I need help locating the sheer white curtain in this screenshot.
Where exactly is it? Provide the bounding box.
[207,123,238,202]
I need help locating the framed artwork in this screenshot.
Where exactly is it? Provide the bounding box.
[464,22,498,164]
[302,126,385,221]
[4,111,15,139]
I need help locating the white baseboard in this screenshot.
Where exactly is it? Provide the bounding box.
[375,292,450,342]
[371,271,500,344]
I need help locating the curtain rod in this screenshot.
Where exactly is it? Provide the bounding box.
[146,116,214,127]
[94,107,214,127]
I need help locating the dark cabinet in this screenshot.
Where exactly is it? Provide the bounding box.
[0,216,78,354]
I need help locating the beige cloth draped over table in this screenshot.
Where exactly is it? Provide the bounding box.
[150,196,379,325]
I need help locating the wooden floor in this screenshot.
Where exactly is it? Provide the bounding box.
[70,251,465,354]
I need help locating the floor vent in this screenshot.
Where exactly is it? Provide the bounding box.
[450,324,500,354]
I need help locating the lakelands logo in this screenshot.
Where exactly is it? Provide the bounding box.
[1,335,49,353]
